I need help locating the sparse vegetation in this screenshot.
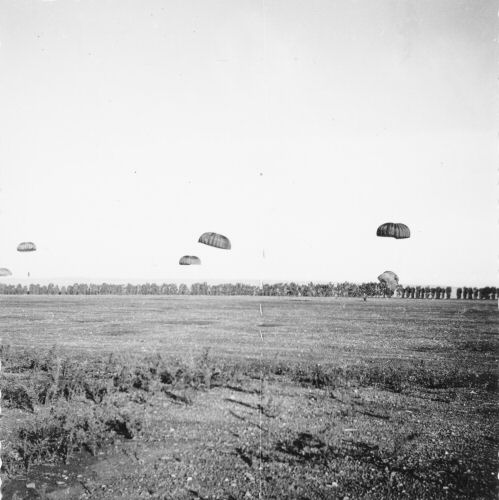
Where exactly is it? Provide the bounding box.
[1,296,497,499]
[1,345,227,475]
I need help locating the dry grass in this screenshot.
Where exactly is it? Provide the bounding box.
[1,296,497,499]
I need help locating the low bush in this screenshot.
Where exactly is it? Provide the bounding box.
[3,396,144,474]
[290,360,497,393]
[3,401,108,472]
[2,383,35,412]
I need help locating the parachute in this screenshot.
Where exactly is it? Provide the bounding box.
[17,242,37,252]
[198,232,231,250]
[17,242,36,278]
[378,270,399,291]
[0,268,12,277]
[376,223,410,239]
[179,255,201,266]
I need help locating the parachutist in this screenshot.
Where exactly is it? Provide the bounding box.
[17,241,36,279]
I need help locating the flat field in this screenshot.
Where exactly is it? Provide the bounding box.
[1,296,498,499]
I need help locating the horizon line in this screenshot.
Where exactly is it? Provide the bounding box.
[0,277,496,289]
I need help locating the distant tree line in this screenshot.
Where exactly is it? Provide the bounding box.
[394,286,495,300]
[396,286,454,299]
[0,282,496,299]
[455,287,497,300]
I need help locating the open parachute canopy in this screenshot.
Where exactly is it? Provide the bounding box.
[198,232,231,250]
[0,268,12,277]
[378,270,399,291]
[179,255,201,266]
[17,241,37,252]
[376,223,410,239]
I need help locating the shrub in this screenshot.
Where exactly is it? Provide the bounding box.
[2,383,34,412]
[3,396,144,474]
[289,360,497,393]
[4,402,107,472]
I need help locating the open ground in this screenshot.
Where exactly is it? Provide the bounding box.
[1,296,498,499]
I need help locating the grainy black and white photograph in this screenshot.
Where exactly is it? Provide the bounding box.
[0,1,497,499]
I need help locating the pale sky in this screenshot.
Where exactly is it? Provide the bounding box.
[0,0,497,286]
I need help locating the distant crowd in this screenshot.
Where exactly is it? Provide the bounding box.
[0,282,496,299]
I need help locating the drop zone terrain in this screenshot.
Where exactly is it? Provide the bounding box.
[1,296,497,499]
